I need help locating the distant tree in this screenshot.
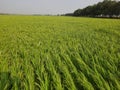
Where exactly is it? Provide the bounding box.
[113,1,120,16]
[73,0,120,18]
[74,9,82,16]
[65,13,73,16]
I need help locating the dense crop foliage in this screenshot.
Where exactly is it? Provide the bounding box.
[0,15,120,90]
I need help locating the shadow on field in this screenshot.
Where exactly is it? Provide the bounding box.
[0,72,12,90]
[0,72,19,90]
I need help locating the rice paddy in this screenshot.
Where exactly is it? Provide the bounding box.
[0,15,120,90]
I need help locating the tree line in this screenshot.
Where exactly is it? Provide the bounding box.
[66,0,120,18]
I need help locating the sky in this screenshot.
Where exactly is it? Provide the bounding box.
[0,0,103,15]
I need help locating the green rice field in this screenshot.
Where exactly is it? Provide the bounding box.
[0,15,120,90]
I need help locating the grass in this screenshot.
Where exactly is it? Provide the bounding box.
[0,15,120,90]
